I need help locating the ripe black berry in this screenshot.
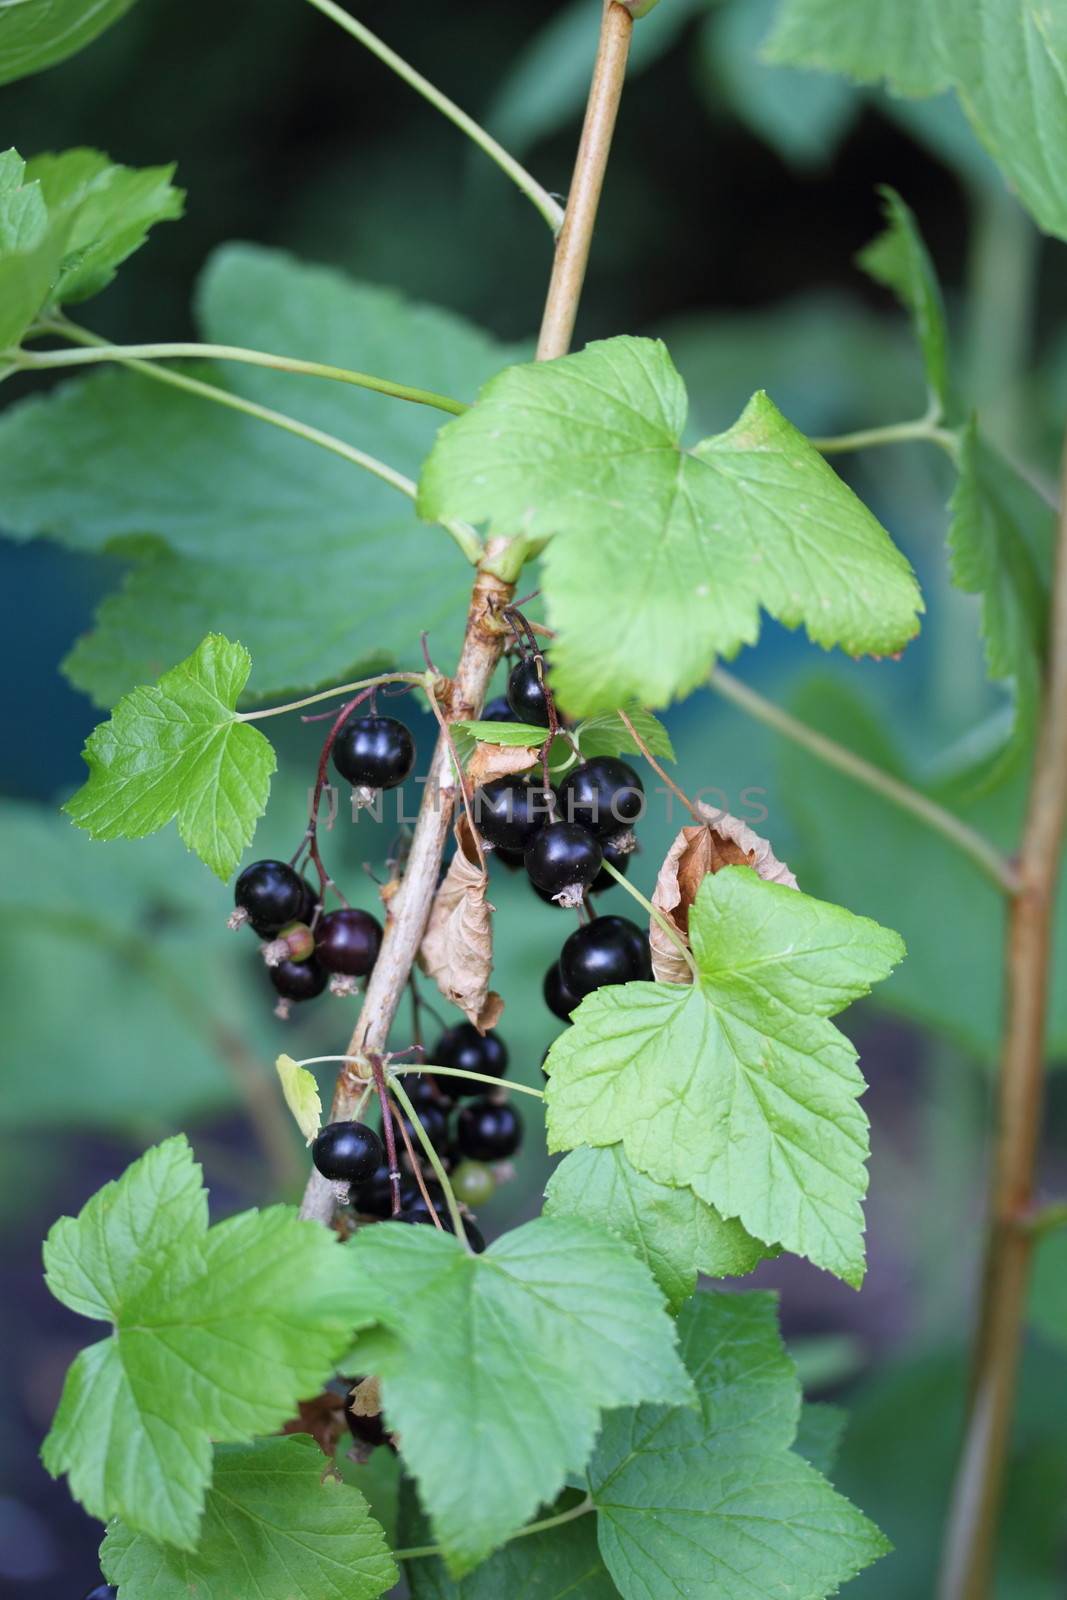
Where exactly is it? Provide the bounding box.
[590,834,633,894]
[83,1587,117,1600]
[492,843,527,871]
[269,955,328,1004]
[544,960,580,1021]
[481,694,514,723]
[388,1099,449,1151]
[474,776,552,851]
[345,1389,389,1447]
[557,757,644,837]
[525,820,602,904]
[315,908,383,976]
[234,859,306,931]
[560,915,652,998]
[397,1196,486,1252]
[333,715,415,790]
[456,1099,523,1161]
[433,1023,508,1096]
[351,1159,396,1217]
[506,657,552,727]
[312,1120,384,1183]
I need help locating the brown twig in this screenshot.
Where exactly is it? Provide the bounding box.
[616,708,701,821]
[299,6,635,1225]
[536,2,634,361]
[938,433,1067,1599]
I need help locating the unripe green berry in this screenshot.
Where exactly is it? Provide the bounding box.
[451,1160,496,1209]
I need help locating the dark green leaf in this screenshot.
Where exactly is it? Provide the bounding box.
[0,0,141,85]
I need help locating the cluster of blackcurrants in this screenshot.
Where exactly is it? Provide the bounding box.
[478,657,653,1019]
[230,713,418,1016]
[310,1021,522,1251]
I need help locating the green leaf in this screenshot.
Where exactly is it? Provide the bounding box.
[0,245,520,705]
[27,147,183,303]
[64,633,275,880]
[948,425,1053,782]
[546,867,905,1284]
[42,1136,361,1547]
[0,0,141,85]
[795,1402,848,1475]
[778,675,1067,1062]
[575,705,676,762]
[765,0,948,96]
[588,1292,889,1599]
[544,1144,771,1313]
[345,1216,693,1573]
[419,337,922,714]
[452,719,550,746]
[275,1053,322,1145]
[857,186,950,411]
[0,150,63,348]
[102,1435,396,1599]
[1030,1234,1067,1352]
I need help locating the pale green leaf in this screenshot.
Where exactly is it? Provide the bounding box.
[0,0,141,84]
[544,1144,771,1312]
[857,186,949,410]
[64,633,275,879]
[275,1053,322,1145]
[344,1216,692,1574]
[419,337,922,713]
[765,0,949,95]
[453,719,550,746]
[42,1136,363,1547]
[588,1292,889,1599]
[0,245,521,704]
[575,705,676,763]
[101,1435,397,1600]
[0,149,62,347]
[546,867,905,1284]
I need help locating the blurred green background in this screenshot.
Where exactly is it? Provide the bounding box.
[2,0,1065,1593]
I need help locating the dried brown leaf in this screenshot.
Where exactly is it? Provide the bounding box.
[418,819,502,1031]
[281,1391,347,1457]
[466,741,540,786]
[650,806,798,983]
[350,1376,382,1418]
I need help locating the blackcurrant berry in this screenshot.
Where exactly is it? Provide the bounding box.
[492,843,527,872]
[480,694,514,723]
[474,776,552,851]
[525,820,602,904]
[298,876,322,925]
[590,834,633,894]
[543,960,580,1020]
[351,1159,396,1218]
[315,908,383,976]
[333,715,415,790]
[83,1587,117,1600]
[557,757,644,837]
[433,1023,508,1096]
[560,915,652,998]
[388,1100,449,1151]
[451,1159,496,1208]
[312,1120,384,1184]
[397,1197,485,1252]
[345,1394,389,1448]
[456,1099,523,1161]
[260,919,316,966]
[506,657,552,727]
[269,955,328,1003]
[234,859,306,931]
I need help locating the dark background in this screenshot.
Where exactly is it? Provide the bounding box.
[2,1,1065,1594]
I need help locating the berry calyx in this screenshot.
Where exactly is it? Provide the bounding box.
[560,914,652,998]
[269,955,328,1015]
[456,1098,523,1161]
[506,657,552,727]
[480,694,514,723]
[525,820,602,906]
[543,960,580,1021]
[260,920,316,966]
[451,1159,496,1208]
[590,833,634,894]
[557,757,644,837]
[333,715,415,791]
[433,1022,509,1095]
[315,908,383,976]
[312,1120,384,1183]
[474,776,552,851]
[233,859,306,932]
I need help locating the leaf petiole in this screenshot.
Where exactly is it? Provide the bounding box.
[235,671,429,724]
[393,1492,595,1562]
[598,858,699,981]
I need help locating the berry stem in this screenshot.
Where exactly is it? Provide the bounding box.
[301,0,565,234]
[394,1065,545,1100]
[388,1075,471,1248]
[615,708,703,821]
[11,336,468,414]
[368,1056,403,1217]
[237,672,428,723]
[386,1095,446,1230]
[395,1492,594,1562]
[36,317,485,564]
[707,668,1019,895]
[598,858,699,981]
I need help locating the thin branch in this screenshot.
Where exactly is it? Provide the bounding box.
[41,318,484,566]
[708,667,1019,896]
[938,429,1067,1600]
[10,337,467,414]
[536,2,634,360]
[616,708,701,821]
[237,671,428,723]
[809,416,959,460]
[302,0,564,234]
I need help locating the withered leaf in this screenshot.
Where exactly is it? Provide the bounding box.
[650,805,798,983]
[418,816,503,1032]
[466,740,540,786]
